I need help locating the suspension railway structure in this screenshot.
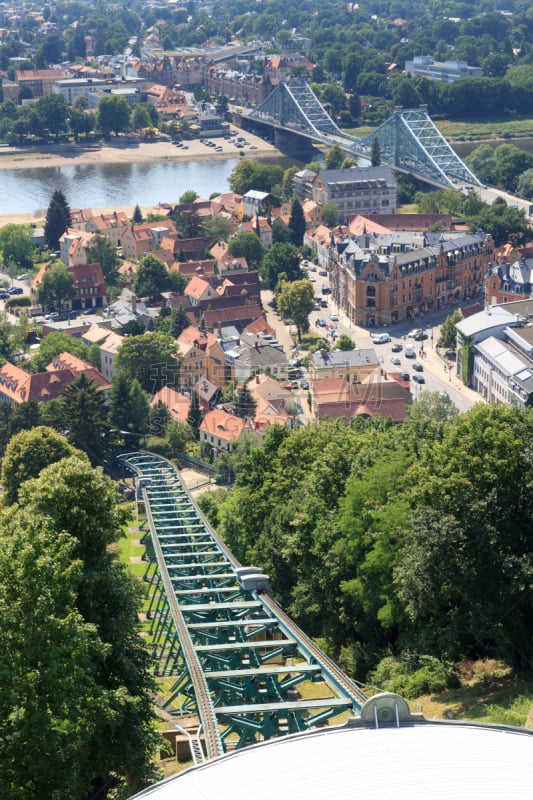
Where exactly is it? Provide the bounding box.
[246,80,480,189]
[119,451,367,762]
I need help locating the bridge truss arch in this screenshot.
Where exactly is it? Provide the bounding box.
[249,82,480,189]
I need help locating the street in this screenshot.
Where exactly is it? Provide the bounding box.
[263,268,483,417]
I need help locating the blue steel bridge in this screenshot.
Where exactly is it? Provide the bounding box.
[247,80,480,190]
[119,451,367,762]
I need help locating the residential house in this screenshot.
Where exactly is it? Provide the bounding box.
[99,331,125,381]
[60,228,94,266]
[302,167,397,224]
[121,221,178,261]
[150,386,190,422]
[311,376,412,423]
[16,67,67,96]
[0,354,110,407]
[236,217,272,248]
[248,373,295,437]
[329,230,493,327]
[199,408,250,455]
[176,326,215,393]
[308,347,380,384]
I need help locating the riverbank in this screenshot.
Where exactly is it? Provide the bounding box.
[0,132,280,226]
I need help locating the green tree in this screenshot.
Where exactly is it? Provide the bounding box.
[98,94,131,136]
[371,136,381,167]
[187,390,202,438]
[179,189,199,204]
[29,329,88,372]
[227,230,265,269]
[132,104,152,131]
[61,372,111,462]
[85,233,120,284]
[115,331,179,393]
[398,404,533,670]
[438,309,463,350]
[334,333,356,350]
[0,223,34,269]
[228,160,284,194]
[272,218,292,244]
[261,242,303,290]
[325,144,344,170]
[132,204,143,223]
[133,254,170,300]
[166,419,194,451]
[170,305,191,338]
[234,383,257,420]
[18,456,159,793]
[0,511,111,799]
[277,279,315,342]
[44,188,71,251]
[288,196,306,247]
[36,261,75,313]
[201,213,234,241]
[150,399,170,437]
[36,93,68,139]
[68,106,95,141]
[1,425,78,506]
[322,202,339,228]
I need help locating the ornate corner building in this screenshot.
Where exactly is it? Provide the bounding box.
[327,231,494,327]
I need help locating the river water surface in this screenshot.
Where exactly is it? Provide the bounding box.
[0,158,243,216]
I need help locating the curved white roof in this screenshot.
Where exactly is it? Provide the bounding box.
[134,716,533,800]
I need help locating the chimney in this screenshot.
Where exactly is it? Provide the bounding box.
[131,294,137,313]
[255,374,259,383]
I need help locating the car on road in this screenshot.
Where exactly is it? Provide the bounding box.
[414,331,428,341]
[412,373,425,383]
[391,356,401,365]
[309,275,316,282]
[44,311,59,320]
[391,343,403,352]
[330,312,339,321]
[407,328,423,338]
[318,269,327,276]
[300,380,309,390]
[322,286,331,294]
[372,332,390,344]
[398,371,410,381]
[412,362,423,371]
[317,318,327,327]
[313,303,321,311]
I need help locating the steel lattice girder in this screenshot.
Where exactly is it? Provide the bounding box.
[356,108,480,187]
[252,80,343,137]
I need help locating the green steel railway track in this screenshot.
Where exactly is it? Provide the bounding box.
[119,451,366,760]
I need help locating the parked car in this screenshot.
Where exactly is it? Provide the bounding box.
[8,286,23,294]
[330,312,339,321]
[414,331,428,341]
[391,356,401,365]
[313,303,321,311]
[44,311,59,320]
[317,318,327,327]
[17,273,29,280]
[372,333,390,344]
[300,380,309,390]
[319,269,328,276]
[412,362,424,371]
[391,343,403,352]
[320,299,328,308]
[413,373,425,383]
[399,371,410,381]
[322,286,331,294]
[407,328,423,338]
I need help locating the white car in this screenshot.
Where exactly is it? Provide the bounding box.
[330,312,339,321]
[309,275,316,282]
[391,356,401,365]
[372,333,391,344]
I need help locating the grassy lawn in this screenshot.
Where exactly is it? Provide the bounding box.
[412,660,533,727]
[345,117,533,143]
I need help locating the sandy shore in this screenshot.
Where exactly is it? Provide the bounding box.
[0,133,279,226]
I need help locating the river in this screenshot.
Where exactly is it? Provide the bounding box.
[2,138,533,216]
[0,158,245,216]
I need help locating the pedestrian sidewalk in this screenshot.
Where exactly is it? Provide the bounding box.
[419,345,485,405]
